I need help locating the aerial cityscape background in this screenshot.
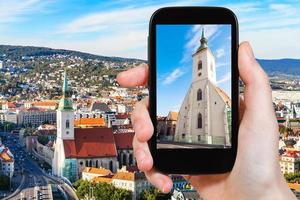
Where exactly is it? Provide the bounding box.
[0,0,300,200]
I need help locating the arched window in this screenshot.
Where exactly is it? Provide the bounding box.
[198,60,202,70]
[89,160,92,167]
[85,160,88,167]
[197,113,202,129]
[66,119,70,129]
[96,160,99,168]
[197,89,202,101]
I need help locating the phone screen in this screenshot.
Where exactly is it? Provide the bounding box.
[156,24,232,149]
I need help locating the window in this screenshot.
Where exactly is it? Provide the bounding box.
[197,89,202,101]
[66,119,70,129]
[198,60,202,70]
[197,113,202,128]
[198,135,201,141]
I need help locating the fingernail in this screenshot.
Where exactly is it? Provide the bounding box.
[245,42,254,59]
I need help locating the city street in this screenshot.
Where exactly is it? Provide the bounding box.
[0,132,78,200]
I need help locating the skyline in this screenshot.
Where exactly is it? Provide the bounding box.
[157,25,231,116]
[0,0,300,60]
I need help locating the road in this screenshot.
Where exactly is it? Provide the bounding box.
[1,132,78,200]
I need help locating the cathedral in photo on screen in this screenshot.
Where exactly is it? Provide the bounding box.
[174,28,231,147]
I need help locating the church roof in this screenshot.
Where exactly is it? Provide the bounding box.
[113,132,134,149]
[214,86,231,107]
[63,127,117,158]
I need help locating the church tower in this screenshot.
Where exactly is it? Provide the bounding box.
[192,28,216,84]
[57,70,74,140]
[174,27,230,146]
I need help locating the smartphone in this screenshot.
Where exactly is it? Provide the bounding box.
[148,7,239,174]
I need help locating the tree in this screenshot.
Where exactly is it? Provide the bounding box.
[93,182,131,200]
[73,179,90,199]
[0,175,10,190]
[140,188,170,200]
[37,135,49,145]
[73,179,132,200]
[284,172,300,183]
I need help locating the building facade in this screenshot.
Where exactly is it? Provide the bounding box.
[52,71,119,182]
[174,29,231,146]
[0,145,14,178]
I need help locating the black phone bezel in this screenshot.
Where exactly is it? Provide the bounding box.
[148,7,239,174]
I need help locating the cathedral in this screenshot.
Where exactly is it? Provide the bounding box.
[52,71,119,182]
[174,28,231,147]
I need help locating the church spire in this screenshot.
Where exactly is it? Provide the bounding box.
[196,27,208,52]
[58,70,73,111]
[62,70,69,98]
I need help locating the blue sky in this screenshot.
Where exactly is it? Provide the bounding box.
[157,25,231,116]
[0,0,300,60]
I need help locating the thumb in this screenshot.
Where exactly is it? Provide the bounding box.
[238,42,274,117]
[237,42,279,166]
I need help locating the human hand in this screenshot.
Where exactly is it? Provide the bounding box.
[117,42,296,199]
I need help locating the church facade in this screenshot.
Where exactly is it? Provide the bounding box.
[174,28,231,147]
[52,71,118,182]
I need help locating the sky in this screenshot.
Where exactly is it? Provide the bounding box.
[157,25,231,116]
[0,0,300,60]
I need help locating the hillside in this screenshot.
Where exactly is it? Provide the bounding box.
[257,59,300,76]
[0,45,144,62]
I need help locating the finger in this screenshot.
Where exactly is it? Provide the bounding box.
[116,64,148,87]
[132,135,153,172]
[145,168,173,193]
[132,131,173,193]
[132,97,153,142]
[238,42,274,116]
[236,42,279,169]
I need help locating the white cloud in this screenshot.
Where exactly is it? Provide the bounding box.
[57,0,208,34]
[269,3,297,16]
[216,48,225,58]
[0,0,49,24]
[57,7,153,34]
[181,25,219,63]
[217,72,231,85]
[216,62,229,68]
[240,27,300,59]
[162,68,185,85]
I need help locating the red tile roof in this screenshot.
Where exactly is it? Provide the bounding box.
[74,118,106,127]
[63,128,117,158]
[113,132,134,149]
[115,114,130,120]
